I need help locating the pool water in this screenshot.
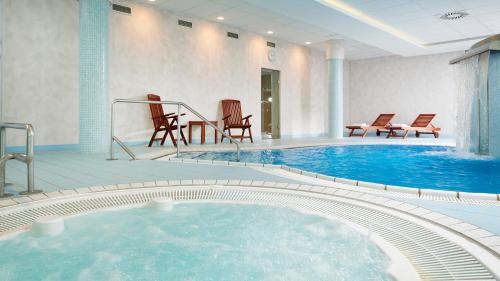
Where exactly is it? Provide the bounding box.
[187,145,500,193]
[0,204,392,281]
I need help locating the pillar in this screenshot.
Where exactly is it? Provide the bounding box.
[326,39,344,139]
[79,0,109,153]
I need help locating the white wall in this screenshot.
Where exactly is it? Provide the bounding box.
[3,0,79,146]
[2,0,329,146]
[110,0,328,142]
[2,0,461,148]
[348,52,460,135]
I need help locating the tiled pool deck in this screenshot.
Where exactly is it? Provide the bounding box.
[3,136,500,238]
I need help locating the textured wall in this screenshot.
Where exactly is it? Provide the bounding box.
[348,52,460,135]
[2,0,329,147]
[109,0,329,142]
[3,0,79,146]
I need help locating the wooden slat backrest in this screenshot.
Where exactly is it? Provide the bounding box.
[221,99,243,126]
[411,114,436,127]
[147,94,166,130]
[371,113,395,126]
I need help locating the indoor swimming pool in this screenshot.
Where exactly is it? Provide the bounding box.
[185,145,500,193]
[0,203,392,281]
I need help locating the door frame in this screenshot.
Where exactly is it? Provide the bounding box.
[261,68,280,139]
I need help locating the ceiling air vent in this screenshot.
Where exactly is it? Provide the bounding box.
[439,10,469,20]
[267,41,276,48]
[227,32,239,39]
[178,20,193,28]
[112,4,131,14]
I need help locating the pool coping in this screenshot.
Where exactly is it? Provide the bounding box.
[1,180,499,257]
[0,182,498,280]
[161,156,500,203]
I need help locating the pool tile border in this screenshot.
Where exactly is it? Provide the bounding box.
[162,156,500,203]
[1,179,500,258]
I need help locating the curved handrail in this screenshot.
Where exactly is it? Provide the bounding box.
[0,122,41,197]
[109,99,241,161]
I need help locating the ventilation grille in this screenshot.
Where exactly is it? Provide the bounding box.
[227,32,239,39]
[178,20,193,28]
[439,10,469,20]
[112,4,131,14]
[267,41,276,48]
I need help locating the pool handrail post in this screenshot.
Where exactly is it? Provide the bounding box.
[108,99,241,162]
[0,122,42,197]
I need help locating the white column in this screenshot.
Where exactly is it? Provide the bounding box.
[326,39,344,139]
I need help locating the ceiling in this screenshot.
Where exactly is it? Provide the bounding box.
[135,0,500,60]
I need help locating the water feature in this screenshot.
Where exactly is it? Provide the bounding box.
[451,34,500,157]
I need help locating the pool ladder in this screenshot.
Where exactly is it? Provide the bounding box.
[0,122,42,197]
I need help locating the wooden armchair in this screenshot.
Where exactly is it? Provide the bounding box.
[221,99,253,143]
[147,94,188,147]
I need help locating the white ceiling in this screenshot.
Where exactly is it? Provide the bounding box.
[135,0,500,60]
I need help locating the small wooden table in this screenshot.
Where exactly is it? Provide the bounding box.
[188,121,218,144]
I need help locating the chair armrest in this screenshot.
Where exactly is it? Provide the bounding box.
[242,114,252,120]
[222,114,232,120]
[152,113,174,120]
[166,113,186,119]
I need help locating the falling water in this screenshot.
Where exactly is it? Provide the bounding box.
[454,56,479,154]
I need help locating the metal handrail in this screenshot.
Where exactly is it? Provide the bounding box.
[0,122,42,197]
[108,99,241,161]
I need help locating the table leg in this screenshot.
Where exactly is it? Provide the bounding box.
[201,123,206,144]
[189,124,193,144]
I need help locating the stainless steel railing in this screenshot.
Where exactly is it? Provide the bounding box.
[0,122,42,197]
[108,99,241,161]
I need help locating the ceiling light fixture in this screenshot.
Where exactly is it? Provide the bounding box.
[267,30,274,34]
[439,11,469,20]
[148,0,156,2]
[315,0,424,48]
[217,16,224,21]
[305,41,311,45]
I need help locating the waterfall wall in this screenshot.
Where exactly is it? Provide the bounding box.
[452,35,500,157]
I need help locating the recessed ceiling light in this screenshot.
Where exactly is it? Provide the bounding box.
[148,0,156,2]
[439,11,469,20]
[267,30,274,34]
[305,41,311,45]
[217,16,224,21]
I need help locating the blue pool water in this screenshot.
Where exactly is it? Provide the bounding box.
[0,204,392,281]
[187,145,500,194]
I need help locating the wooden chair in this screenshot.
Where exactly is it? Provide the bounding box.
[147,94,188,147]
[221,99,253,143]
[345,114,395,137]
[386,114,441,138]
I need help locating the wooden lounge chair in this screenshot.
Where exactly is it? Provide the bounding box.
[346,114,395,137]
[386,114,441,139]
[147,94,188,147]
[221,99,253,143]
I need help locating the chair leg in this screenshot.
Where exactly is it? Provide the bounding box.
[362,129,368,138]
[376,129,380,136]
[348,129,354,137]
[148,131,158,147]
[160,131,168,145]
[248,127,253,143]
[403,130,409,139]
[228,129,232,143]
[240,128,245,142]
[168,129,177,147]
[180,128,188,146]
[416,131,420,138]
[434,131,439,138]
